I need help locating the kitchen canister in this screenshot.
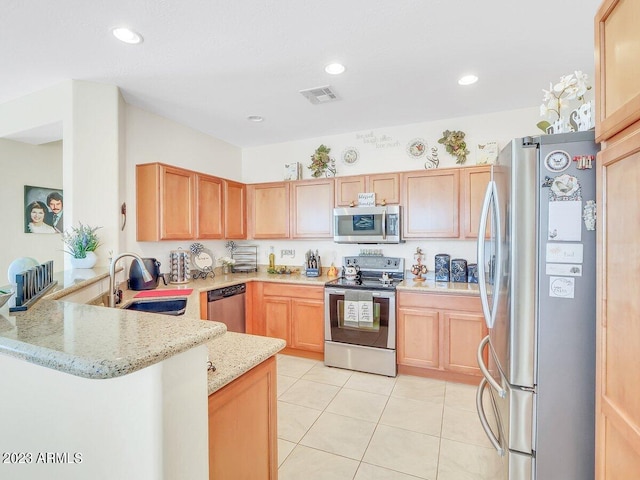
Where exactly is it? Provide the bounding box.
[451,258,468,283]
[467,263,478,283]
[169,249,190,284]
[434,254,450,282]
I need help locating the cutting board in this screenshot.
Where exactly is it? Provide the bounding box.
[134,289,193,298]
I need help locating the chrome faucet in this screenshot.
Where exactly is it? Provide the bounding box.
[109,253,152,308]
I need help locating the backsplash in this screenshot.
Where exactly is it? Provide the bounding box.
[133,238,477,276]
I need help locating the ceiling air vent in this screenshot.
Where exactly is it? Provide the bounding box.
[299,85,339,105]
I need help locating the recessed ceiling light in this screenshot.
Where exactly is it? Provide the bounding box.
[247,115,264,122]
[325,63,346,75]
[112,27,143,45]
[458,74,478,86]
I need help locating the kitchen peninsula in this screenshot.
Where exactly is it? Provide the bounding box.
[0,268,284,480]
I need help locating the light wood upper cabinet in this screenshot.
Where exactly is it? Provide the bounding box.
[402,169,459,238]
[137,163,196,241]
[249,182,290,239]
[461,166,491,238]
[595,0,640,142]
[223,179,247,239]
[196,174,224,239]
[291,178,334,238]
[137,162,247,241]
[335,173,400,206]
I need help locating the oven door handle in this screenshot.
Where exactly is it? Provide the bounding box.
[327,289,346,295]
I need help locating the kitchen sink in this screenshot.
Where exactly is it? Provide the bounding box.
[123,298,187,316]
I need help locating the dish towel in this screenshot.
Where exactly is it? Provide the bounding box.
[343,291,360,327]
[134,289,193,298]
[358,291,374,327]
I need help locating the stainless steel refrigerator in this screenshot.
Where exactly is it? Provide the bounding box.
[475,131,598,480]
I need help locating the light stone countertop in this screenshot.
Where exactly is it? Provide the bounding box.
[0,265,477,384]
[205,332,285,395]
[0,269,226,379]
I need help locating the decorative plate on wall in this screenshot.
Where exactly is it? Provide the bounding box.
[342,147,359,165]
[406,138,427,158]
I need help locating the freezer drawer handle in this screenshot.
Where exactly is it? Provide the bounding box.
[476,377,505,457]
[477,335,506,398]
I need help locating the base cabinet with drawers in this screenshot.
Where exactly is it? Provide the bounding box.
[397,291,487,384]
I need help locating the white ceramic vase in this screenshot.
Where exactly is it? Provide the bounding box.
[70,251,97,269]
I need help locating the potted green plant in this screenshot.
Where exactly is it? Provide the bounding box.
[62,223,101,269]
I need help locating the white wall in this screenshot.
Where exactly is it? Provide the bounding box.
[242,106,540,183]
[0,139,63,280]
[237,106,541,272]
[124,105,243,268]
[0,80,124,271]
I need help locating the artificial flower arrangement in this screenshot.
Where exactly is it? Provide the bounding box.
[438,130,470,164]
[307,144,336,178]
[62,223,101,259]
[219,256,236,267]
[538,71,592,133]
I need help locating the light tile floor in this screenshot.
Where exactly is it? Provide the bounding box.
[276,354,503,480]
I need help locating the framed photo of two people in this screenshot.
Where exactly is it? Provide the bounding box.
[24,185,64,234]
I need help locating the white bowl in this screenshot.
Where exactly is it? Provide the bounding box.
[0,291,13,308]
[7,257,39,285]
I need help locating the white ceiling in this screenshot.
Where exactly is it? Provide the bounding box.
[1,0,601,148]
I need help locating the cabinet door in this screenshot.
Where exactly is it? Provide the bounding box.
[291,298,324,352]
[251,182,290,238]
[208,356,277,480]
[335,176,366,206]
[596,122,640,479]
[224,179,247,239]
[397,307,440,368]
[369,173,400,205]
[461,166,491,238]
[196,174,224,239]
[264,296,291,344]
[595,0,640,141]
[402,169,459,238]
[160,165,195,239]
[291,178,334,238]
[442,311,486,376]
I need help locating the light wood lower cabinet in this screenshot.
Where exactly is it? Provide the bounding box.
[208,356,277,480]
[397,291,487,384]
[251,282,324,356]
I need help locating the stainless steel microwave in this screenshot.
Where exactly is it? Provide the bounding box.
[333,205,402,244]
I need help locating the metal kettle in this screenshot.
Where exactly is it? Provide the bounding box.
[129,258,167,291]
[344,265,360,281]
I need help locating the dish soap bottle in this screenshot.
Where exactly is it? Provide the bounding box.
[269,247,276,270]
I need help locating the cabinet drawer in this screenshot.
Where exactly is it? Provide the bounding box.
[262,283,323,300]
[397,291,481,312]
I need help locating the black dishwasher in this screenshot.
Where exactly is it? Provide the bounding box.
[206,283,246,333]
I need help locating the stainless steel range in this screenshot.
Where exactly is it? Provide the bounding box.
[324,255,404,377]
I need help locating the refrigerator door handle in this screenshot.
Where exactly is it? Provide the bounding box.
[477,180,496,328]
[476,377,505,457]
[478,335,506,398]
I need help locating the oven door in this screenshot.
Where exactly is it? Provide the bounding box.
[324,287,395,349]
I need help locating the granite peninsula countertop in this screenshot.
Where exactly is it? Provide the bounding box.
[0,265,476,384]
[0,268,225,380]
